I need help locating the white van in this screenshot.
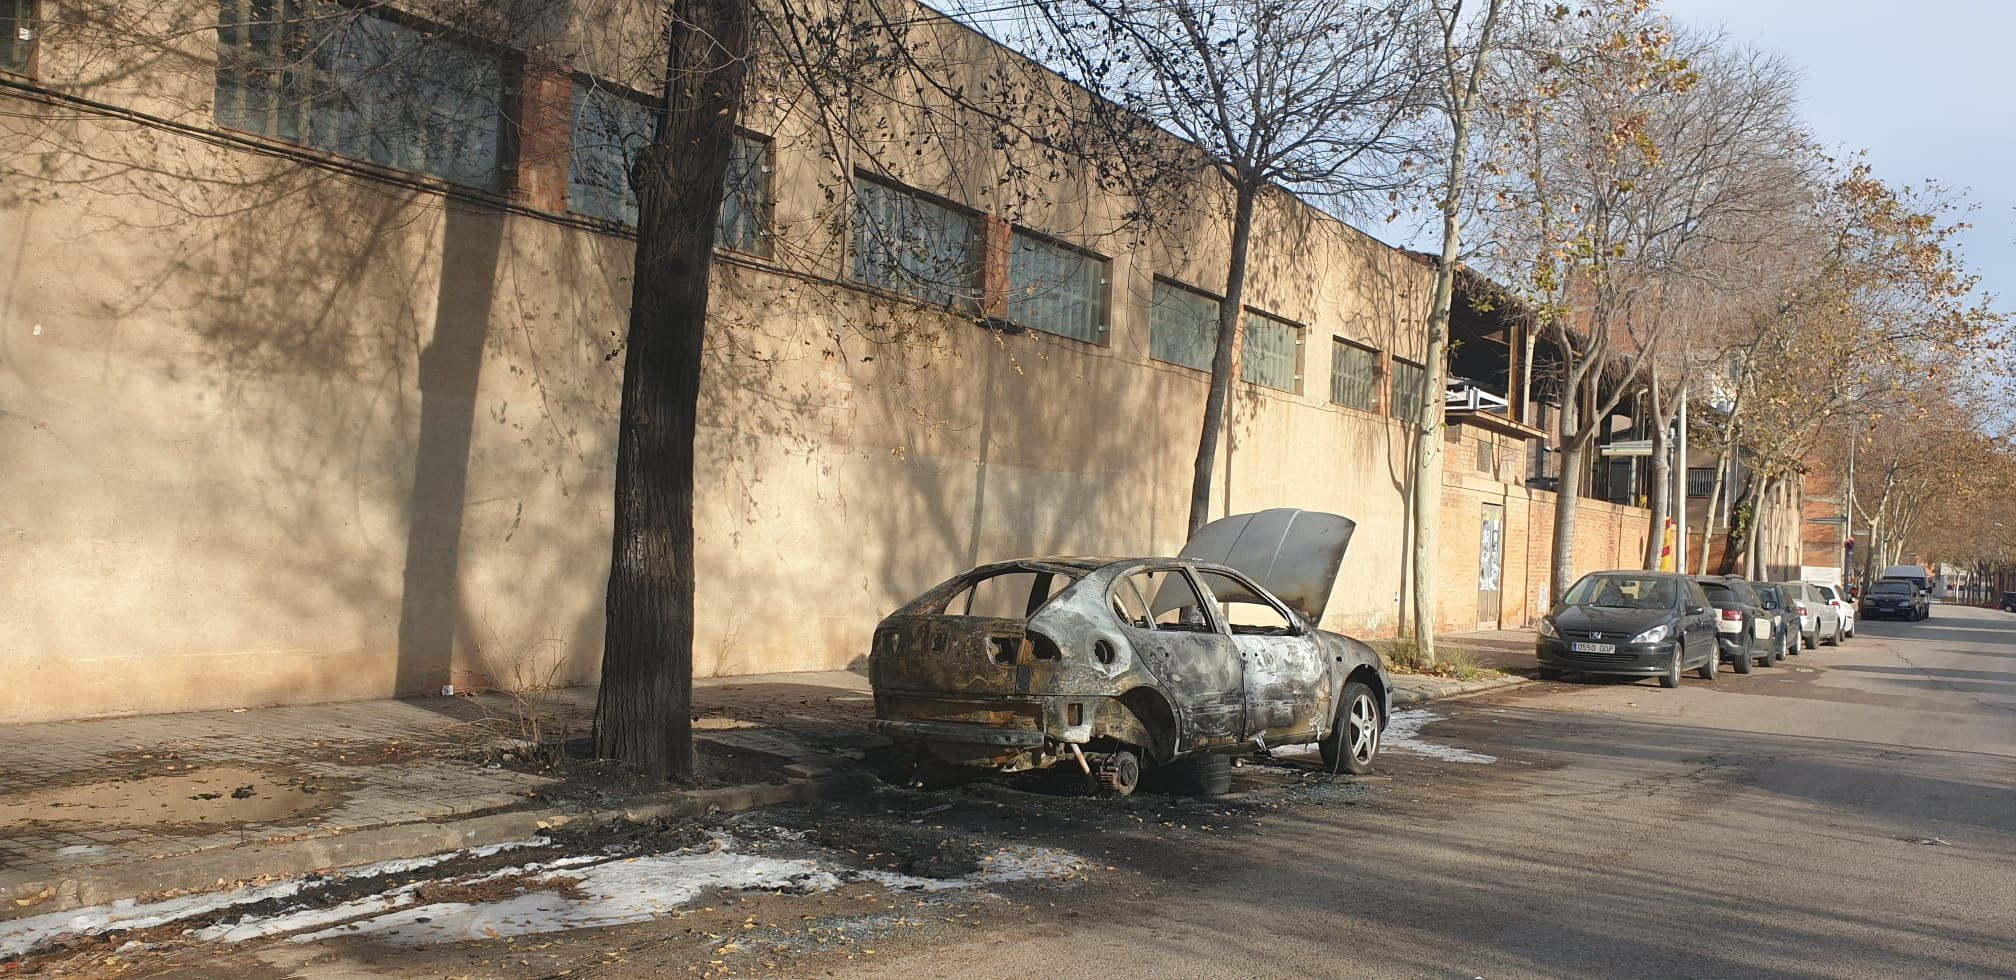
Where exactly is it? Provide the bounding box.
[1881,565,1933,597]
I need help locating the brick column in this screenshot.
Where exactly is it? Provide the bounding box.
[980,213,1012,321]
[511,59,573,214]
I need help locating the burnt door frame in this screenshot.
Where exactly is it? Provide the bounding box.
[1478,503,1505,629]
[1193,568,1327,746]
[1116,566,1245,752]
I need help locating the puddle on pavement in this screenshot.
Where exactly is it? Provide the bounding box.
[0,766,333,829]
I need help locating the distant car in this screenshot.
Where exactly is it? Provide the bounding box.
[870,509,1390,797]
[1751,583,1799,659]
[1815,583,1855,640]
[1781,581,1843,648]
[1861,579,1929,621]
[1536,571,1720,688]
[2002,591,2016,613]
[1695,576,1776,672]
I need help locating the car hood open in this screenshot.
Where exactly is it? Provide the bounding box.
[1179,509,1355,623]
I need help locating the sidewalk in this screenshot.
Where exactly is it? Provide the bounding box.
[0,661,1522,920]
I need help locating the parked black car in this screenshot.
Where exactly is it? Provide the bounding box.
[1537,571,1720,688]
[1861,579,1929,621]
[2002,591,2016,613]
[1751,582,1798,660]
[1694,576,1776,673]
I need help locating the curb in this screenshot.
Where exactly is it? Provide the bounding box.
[0,773,875,921]
[1390,672,1532,707]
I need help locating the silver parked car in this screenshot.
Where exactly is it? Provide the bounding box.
[1779,581,1843,649]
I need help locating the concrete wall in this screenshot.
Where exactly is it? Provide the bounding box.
[0,2,1441,722]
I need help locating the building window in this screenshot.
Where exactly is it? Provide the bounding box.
[2,0,33,75]
[1008,231,1106,343]
[1391,358,1427,420]
[1329,338,1379,412]
[850,177,978,307]
[567,84,771,254]
[1242,310,1301,393]
[717,136,771,255]
[1150,279,1219,371]
[1687,466,1716,497]
[214,0,506,188]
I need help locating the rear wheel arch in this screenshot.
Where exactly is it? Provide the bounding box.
[1114,687,1180,763]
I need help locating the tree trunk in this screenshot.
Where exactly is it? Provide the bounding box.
[1643,421,1670,570]
[594,0,751,781]
[1550,437,1584,602]
[1186,180,1260,536]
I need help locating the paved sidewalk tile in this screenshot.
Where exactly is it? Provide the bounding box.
[0,671,879,900]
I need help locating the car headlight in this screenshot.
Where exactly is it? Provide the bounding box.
[1631,623,1670,644]
[1538,618,1558,638]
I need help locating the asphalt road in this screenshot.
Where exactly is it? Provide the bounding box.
[38,604,2015,978]
[829,602,2016,979]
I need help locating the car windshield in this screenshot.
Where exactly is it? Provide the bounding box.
[1871,582,1913,595]
[1562,574,1678,610]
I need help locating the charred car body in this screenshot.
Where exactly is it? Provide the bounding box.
[868,510,1391,796]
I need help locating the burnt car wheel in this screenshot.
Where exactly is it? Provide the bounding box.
[1318,681,1382,775]
[1100,749,1142,797]
[1168,753,1234,797]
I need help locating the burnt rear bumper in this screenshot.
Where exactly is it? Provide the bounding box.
[868,719,1048,747]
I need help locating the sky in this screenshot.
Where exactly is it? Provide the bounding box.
[1647,0,2011,306]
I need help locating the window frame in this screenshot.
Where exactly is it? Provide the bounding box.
[1240,307,1303,394]
[1686,466,1716,497]
[1148,276,1222,373]
[1194,569,1303,636]
[1005,226,1110,345]
[1328,336,1381,413]
[847,172,982,308]
[2,0,37,78]
[563,76,776,254]
[1390,357,1428,422]
[1111,566,1224,635]
[210,0,510,191]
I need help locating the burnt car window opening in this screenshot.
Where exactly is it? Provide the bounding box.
[1196,571,1296,635]
[1124,569,1216,633]
[1562,574,1679,610]
[946,568,1078,619]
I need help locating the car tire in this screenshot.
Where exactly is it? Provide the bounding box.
[1317,681,1382,776]
[1832,624,1844,646]
[1771,638,1785,663]
[1845,622,1855,639]
[1731,643,1753,674]
[1169,753,1234,796]
[1802,630,1816,650]
[1660,652,1681,689]
[1697,647,1718,680]
[1537,667,1564,681]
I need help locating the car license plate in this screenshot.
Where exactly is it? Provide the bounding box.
[1571,641,1616,654]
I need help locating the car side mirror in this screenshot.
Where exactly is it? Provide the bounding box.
[1687,605,1705,615]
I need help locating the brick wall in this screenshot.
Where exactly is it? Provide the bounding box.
[1436,457,1652,633]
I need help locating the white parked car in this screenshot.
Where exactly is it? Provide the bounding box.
[1815,583,1854,639]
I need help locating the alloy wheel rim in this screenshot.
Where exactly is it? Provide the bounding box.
[1349,694,1379,763]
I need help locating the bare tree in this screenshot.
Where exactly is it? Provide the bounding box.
[1409,0,1505,661]
[990,0,1432,536]
[1477,10,1808,596]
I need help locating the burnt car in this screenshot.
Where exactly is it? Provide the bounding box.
[868,510,1391,797]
